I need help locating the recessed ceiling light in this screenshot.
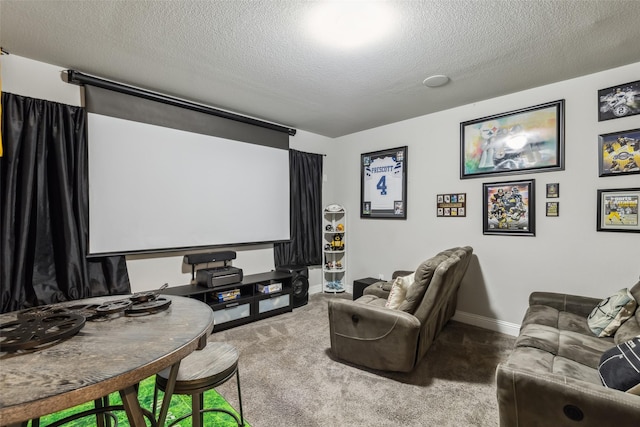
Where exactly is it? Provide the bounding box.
[306,1,395,50]
[423,75,450,88]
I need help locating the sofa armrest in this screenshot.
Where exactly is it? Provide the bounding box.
[328,298,421,372]
[363,281,391,299]
[496,363,640,427]
[529,292,601,318]
[362,271,414,300]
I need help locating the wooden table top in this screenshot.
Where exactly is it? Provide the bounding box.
[0,295,214,426]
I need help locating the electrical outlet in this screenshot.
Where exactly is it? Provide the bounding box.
[378,273,384,280]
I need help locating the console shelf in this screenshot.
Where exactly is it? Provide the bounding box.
[161,271,293,332]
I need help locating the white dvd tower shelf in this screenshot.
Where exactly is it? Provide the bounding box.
[323,204,346,293]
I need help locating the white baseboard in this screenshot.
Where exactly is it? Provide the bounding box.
[453,310,520,337]
[306,290,520,337]
[309,284,324,294]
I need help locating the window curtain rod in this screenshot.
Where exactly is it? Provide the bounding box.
[65,69,297,136]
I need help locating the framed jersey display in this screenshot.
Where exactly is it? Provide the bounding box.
[361,146,407,219]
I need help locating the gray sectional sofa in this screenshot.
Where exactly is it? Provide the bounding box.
[496,280,640,426]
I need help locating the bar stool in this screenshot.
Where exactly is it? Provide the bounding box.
[153,342,244,427]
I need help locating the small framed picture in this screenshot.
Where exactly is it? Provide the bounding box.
[598,80,640,121]
[598,128,640,177]
[483,179,535,236]
[437,193,466,217]
[546,183,559,198]
[597,188,640,233]
[546,202,559,217]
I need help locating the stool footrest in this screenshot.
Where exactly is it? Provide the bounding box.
[167,407,243,427]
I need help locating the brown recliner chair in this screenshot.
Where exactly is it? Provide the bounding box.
[327,246,473,372]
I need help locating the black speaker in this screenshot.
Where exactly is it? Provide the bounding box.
[277,265,309,308]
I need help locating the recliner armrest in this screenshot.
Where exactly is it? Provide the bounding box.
[496,363,640,426]
[328,298,421,372]
[529,292,601,317]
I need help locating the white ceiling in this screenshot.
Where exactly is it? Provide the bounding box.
[2,0,640,138]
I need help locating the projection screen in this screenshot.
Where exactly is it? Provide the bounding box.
[84,85,291,255]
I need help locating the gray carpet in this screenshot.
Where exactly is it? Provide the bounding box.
[212,293,515,426]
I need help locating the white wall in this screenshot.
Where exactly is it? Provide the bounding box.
[3,54,639,334]
[332,62,640,333]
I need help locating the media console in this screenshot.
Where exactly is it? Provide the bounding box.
[161,271,293,332]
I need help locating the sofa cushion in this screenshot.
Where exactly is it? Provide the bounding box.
[356,294,388,308]
[397,254,447,314]
[630,280,640,324]
[598,337,640,392]
[505,345,604,387]
[587,288,637,337]
[385,273,414,310]
[523,305,594,336]
[515,324,614,369]
[614,317,640,344]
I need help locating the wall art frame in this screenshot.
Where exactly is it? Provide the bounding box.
[437,193,466,217]
[483,179,535,236]
[360,146,407,219]
[460,100,564,179]
[598,80,640,121]
[546,183,559,198]
[546,201,559,217]
[598,128,640,177]
[596,188,640,233]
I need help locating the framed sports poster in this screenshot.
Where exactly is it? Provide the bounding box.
[597,188,640,233]
[598,128,640,177]
[483,179,535,236]
[598,80,640,121]
[361,146,407,219]
[460,100,564,179]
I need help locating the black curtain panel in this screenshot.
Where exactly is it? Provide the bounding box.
[0,92,130,313]
[274,149,323,268]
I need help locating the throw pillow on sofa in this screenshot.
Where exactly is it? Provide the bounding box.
[385,273,415,310]
[588,288,637,337]
[598,337,640,393]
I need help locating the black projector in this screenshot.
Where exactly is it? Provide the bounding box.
[196,266,243,288]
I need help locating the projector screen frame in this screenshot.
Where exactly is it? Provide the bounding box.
[67,70,296,257]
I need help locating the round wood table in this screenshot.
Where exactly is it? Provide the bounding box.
[0,294,214,426]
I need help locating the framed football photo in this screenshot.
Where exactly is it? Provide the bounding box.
[482,179,535,236]
[361,146,407,219]
[598,128,640,177]
[598,80,640,121]
[597,188,640,233]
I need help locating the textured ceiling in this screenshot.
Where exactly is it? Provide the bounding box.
[2,0,640,138]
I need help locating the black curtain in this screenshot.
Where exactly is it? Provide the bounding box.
[274,149,323,267]
[1,92,130,314]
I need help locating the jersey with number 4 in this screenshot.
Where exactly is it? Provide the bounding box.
[364,156,403,210]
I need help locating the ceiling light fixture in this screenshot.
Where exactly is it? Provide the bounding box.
[306,1,395,50]
[423,75,450,88]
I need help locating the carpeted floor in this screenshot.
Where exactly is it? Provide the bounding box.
[212,293,515,427]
